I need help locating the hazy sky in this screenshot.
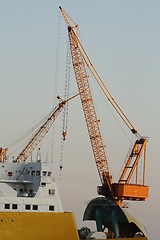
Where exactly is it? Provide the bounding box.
[0,1,160,239]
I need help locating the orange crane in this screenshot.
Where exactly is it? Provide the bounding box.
[60,7,148,205]
[15,98,67,162]
[15,94,79,162]
[0,148,8,162]
[1,95,77,163]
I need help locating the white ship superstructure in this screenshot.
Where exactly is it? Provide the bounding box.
[0,159,63,213]
[0,156,79,240]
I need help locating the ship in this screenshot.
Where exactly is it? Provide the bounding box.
[0,100,79,240]
[0,151,79,240]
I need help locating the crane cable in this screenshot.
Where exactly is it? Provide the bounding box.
[3,108,59,159]
[51,11,62,164]
[59,39,71,178]
[74,32,140,138]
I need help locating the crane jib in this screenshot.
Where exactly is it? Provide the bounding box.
[68,25,112,197]
[15,101,66,162]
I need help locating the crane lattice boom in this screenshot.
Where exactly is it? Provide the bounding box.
[16,100,66,162]
[67,26,112,195]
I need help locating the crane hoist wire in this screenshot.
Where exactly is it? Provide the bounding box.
[1,110,52,150]
[53,11,62,107]
[4,108,60,158]
[90,73,133,144]
[75,35,140,138]
[3,92,79,163]
[59,39,71,176]
[51,11,62,164]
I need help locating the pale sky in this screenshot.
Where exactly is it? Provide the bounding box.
[0,1,160,239]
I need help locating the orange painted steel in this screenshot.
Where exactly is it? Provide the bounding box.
[60,7,148,202]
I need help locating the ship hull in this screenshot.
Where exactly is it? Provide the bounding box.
[0,212,79,240]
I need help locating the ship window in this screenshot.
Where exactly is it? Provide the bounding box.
[49,206,54,211]
[29,189,33,194]
[8,171,13,176]
[25,205,31,210]
[5,204,10,209]
[31,171,35,175]
[36,171,40,176]
[12,204,17,209]
[43,171,47,176]
[49,189,55,195]
[41,182,46,186]
[48,172,51,176]
[33,205,38,210]
[20,188,23,193]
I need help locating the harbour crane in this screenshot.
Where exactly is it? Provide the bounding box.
[60,7,148,205]
[15,94,79,162]
[0,95,77,163]
[15,97,67,162]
